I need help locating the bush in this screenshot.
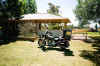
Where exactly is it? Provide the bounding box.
[18,22,36,37]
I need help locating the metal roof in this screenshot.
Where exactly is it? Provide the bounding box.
[22,13,66,19]
[10,13,70,23]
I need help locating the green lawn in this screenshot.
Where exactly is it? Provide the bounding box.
[87,32,100,37]
[0,40,96,66]
[72,32,100,37]
[0,41,40,66]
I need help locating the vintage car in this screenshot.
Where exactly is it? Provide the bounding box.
[38,29,72,50]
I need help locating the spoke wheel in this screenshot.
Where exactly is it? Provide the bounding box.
[38,39,46,47]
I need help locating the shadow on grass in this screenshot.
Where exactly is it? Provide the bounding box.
[82,36,100,49]
[0,36,34,46]
[83,36,100,43]
[63,49,74,56]
[39,47,74,56]
[91,36,100,41]
[0,37,17,46]
[80,36,100,66]
[80,50,100,66]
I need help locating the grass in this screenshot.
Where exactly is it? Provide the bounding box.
[72,28,100,37]
[0,42,32,66]
[87,32,100,37]
[0,40,96,66]
[0,41,43,66]
[80,50,100,66]
[72,31,100,37]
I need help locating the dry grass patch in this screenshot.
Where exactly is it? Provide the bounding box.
[0,40,96,66]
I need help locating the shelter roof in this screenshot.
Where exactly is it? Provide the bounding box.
[9,13,70,23]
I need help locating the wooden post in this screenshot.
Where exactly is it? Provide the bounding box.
[86,31,88,40]
[39,23,41,30]
[64,23,67,29]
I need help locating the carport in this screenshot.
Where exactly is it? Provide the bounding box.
[19,13,70,31]
[9,13,70,41]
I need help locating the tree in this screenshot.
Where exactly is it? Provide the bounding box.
[0,0,24,18]
[0,0,24,40]
[74,0,89,28]
[47,3,62,30]
[18,0,37,36]
[47,3,60,16]
[0,0,37,18]
[23,0,37,14]
[74,0,100,28]
[0,0,25,39]
[0,0,37,39]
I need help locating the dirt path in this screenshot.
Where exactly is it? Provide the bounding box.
[31,40,96,66]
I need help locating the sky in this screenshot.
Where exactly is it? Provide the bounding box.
[36,0,78,26]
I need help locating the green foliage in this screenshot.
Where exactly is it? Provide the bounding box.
[48,24,61,30]
[0,0,23,18]
[47,3,61,30]
[74,0,89,28]
[18,22,36,37]
[18,0,37,37]
[23,0,37,14]
[0,0,37,18]
[47,3,60,16]
[88,32,100,37]
[86,0,100,20]
[74,0,100,28]
[0,0,37,38]
[66,25,73,29]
